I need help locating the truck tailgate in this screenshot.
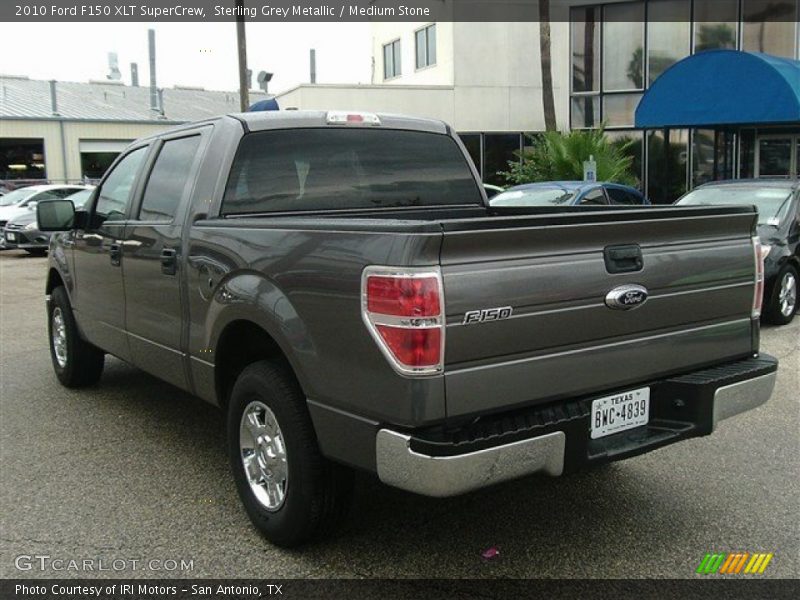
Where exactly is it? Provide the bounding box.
[440,207,758,418]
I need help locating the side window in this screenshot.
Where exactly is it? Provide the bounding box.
[26,191,60,205]
[53,188,81,199]
[94,147,148,224]
[607,187,638,205]
[138,136,201,222]
[580,187,608,205]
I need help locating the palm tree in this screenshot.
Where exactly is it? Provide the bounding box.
[539,0,557,131]
[501,129,637,186]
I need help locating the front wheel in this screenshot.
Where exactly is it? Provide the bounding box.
[765,264,798,325]
[227,360,353,547]
[48,286,104,387]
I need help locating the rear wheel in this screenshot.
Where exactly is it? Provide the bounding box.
[765,264,797,325]
[227,360,353,547]
[48,286,105,387]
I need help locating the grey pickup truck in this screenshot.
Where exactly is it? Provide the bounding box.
[38,110,778,546]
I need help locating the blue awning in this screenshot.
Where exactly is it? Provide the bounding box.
[248,98,280,112]
[635,50,800,128]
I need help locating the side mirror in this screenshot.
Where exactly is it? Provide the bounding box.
[37,199,76,232]
[27,201,38,210]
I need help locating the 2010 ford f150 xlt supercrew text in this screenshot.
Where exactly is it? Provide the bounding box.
[38,111,778,546]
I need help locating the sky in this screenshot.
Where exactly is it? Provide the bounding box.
[0,22,373,94]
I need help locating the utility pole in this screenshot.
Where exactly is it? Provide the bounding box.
[236,0,249,111]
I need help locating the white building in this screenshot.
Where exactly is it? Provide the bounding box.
[277,21,571,184]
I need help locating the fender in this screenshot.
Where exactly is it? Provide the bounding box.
[201,269,317,401]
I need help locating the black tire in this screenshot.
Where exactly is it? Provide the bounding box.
[227,360,353,547]
[764,264,798,326]
[48,286,105,387]
[25,248,47,257]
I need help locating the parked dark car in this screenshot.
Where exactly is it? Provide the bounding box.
[489,181,649,207]
[3,187,94,255]
[676,179,799,325]
[38,111,776,547]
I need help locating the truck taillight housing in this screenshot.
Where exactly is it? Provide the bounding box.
[361,267,445,375]
[752,236,768,318]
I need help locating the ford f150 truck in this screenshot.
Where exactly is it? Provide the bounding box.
[37,111,778,547]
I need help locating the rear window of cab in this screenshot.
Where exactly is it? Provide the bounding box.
[222,128,482,215]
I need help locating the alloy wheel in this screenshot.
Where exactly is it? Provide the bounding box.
[239,400,288,511]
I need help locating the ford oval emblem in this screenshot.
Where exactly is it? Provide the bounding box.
[605,284,648,310]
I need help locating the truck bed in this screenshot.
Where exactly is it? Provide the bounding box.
[195,204,758,422]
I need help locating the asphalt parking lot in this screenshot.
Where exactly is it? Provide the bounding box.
[1,250,798,580]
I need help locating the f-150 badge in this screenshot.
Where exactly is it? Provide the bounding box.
[605,284,648,310]
[463,306,513,324]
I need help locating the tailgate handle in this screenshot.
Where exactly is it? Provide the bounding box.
[604,244,643,273]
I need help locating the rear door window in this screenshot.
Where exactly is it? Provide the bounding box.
[222,128,482,214]
[607,186,642,205]
[138,135,202,222]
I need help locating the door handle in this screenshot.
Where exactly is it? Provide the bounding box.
[604,244,643,274]
[109,242,121,267]
[160,248,178,275]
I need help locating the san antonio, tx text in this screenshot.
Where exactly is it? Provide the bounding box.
[16,583,281,597]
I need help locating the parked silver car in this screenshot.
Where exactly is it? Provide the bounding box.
[2,186,92,255]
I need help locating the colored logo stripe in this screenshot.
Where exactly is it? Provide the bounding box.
[697,552,774,574]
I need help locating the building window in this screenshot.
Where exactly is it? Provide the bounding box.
[415,24,437,70]
[647,1,690,84]
[693,0,738,52]
[483,134,522,186]
[459,134,482,178]
[603,94,642,128]
[602,2,645,90]
[571,96,600,129]
[647,129,689,204]
[742,0,798,58]
[383,39,401,80]
[0,138,46,181]
[571,6,600,93]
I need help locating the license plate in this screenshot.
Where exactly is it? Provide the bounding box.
[6,233,16,242]
[590,387,650,439]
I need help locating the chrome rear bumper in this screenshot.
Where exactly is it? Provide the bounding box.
[375,361,777,497]
[712,371,777,429]
[375,429,565,497]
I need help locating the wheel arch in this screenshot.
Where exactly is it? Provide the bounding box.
[213,318,308,411]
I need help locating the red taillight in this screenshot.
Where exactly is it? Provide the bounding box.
[367,276,441,317]
[362,268,444,375]
[375,326,442,368]
[752,236,766,318]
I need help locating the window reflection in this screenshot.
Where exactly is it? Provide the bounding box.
[694,0,738,52]
[647,129,689,204]
[603,1,645,90]
[742,0,798,58]
[572,96,600,129]
[459,134,481,178]
[483,134,521,186]
[606,130,644,188]
[603,94,642,128]
[647,0,690,84]
[571,6,600,92]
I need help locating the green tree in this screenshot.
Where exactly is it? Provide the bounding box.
[501,129,637,186]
